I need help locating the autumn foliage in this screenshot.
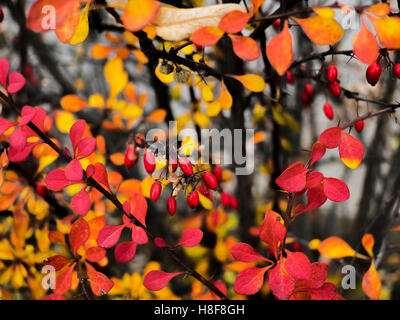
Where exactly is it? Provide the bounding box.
[1,0,400,301]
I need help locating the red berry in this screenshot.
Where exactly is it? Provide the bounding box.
[286,71,294,84]
[212,165,222,181]
[304,83,313,98]
[203,172,218,190]
[221,192,230,208]
[0,8,3,23]
[393,64,400,79]
[167,157,178,172]
[150,181,162,201]
[36,185,48,198]
[199,185,212,199]
[143,151,156,174]
[328,81,341,97]
[355,120,364,133]
[327,64,338,83]
[301,90,310,104]
[195,44,204,52]
[323,102,334,120]
[230,196,238,210]
[366,63,382,86]
[272,19,280,30]
[167,197,176,215]
[187,191,199,209]
[292,242,302,252]
[178,157,193,176]
[124,146,138,169]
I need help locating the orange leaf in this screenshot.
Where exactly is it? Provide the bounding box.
[229,74,266,92]
[146,109,167,122]
[191,26,224,47]
[230,35,260,61]
[291,15,343,45]
[339,131,364,170]
[353,16,380,65]
[60,95,88,112]
[366,3,391,17]
[121,0,161,32]
[362,263,381,300]
[85,262,114,296]
[368,15,400,49]
[362,233,374,257]
[54,2,81,43]
[91,44,116,59]
[218,10,251,34]
[318,237,367,259]
[266,20,293,76]
[69,218,90,255]
[259,210,286,258]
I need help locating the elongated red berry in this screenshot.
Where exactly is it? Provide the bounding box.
[393,64,400,79]
[304,83,313,98]
[272,19,280,30]
[150,181,162,201]
[143,151,156,174]
[323,102,334,120]
[221,192,230,208]
[167,157,178,172]
[328,81,341,97]
[178,157,193,176]
[199,185,212,200]
[167,197,176,215]
[301,90,310,104]
[286,71,294,84]
[124,146,138,169]
[0,8,3,23]
[187,191,199,209]
[327,64,338,83]
[36,185,48,198]
[366,63,382,86]
[230,196,238,210]
[355,120,364,133]
[203,172,218,190]
[213,165,222,181]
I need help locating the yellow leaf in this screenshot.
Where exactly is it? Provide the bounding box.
[229,74,266,92]
[219,80,232,110]
[69,2,90,45]
[368,15,400,49]
[313,7,335,19]
[194,111,211,127]
[155,64,174,83]
[318,236,368,259]
[206,101,221,117]
[55,111,75,134]
[104,57,128,99]
[121,104,143,119]
[199,193,213,210]
[121,0,161,32]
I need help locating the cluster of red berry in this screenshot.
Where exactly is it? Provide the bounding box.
[124,135,238,215]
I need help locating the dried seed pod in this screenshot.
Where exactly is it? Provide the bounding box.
[158,60,174,75]
[173,66,191,83]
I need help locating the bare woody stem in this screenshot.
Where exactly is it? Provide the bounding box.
[0,91,228,300]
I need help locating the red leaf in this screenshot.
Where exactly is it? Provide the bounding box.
[233,266,270,295]
[85,262,114,296]
[45,168,71,191]
[310,141,326,167]
[69,119,85,154]
[9,127,27,151]
[0,58,10,88]
[7,71,26,94]
[65,159,83,181]
[319,127,342,149]
[218,10,251,33]
[20,105,37,126]
[276,162,308,193]
[86,246,106,263]
[76,137,96,158]
[0,117,17,135]
[323,177,350,202]
[69,218,90,255]
[44,255,73,271]
[131,225,148,244]
[71,188,91,216]
[129,193,148,226]
[154,237,170,248]
[230,35,260,61]
[54,262,76,295]
[97,224,124,248]
[114,241,137,262]
[191,26,224,47]
[210,281,228,300]
[230,242,269,262]
[143,270,183,291]
[268,258,296,300]
[8,142,38,162]
[285,251,312,280]
[339,131,364,170]
[174,228,203,248]
[259,210,286,258]
[307,282,337,300]
[353,16,380,65]
[297,262,329,289]
[305,171,324,189]
[91,163,111,191]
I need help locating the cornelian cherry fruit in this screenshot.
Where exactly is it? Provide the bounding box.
[150,181,162,201]
[124,146,138,169]
[203,172,218,190]
[178,157,193,176]
[355,120,364,133]
[323,103,334,120]
[327,64,338,83]
[143,151,156,174]
[366,63,382,86]
[167,197,176,215]
[187,191,199,209]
